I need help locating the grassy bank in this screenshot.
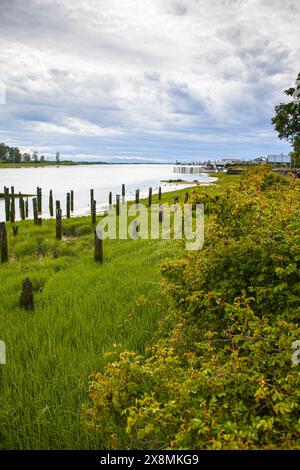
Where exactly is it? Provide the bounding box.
[0,184,215,449]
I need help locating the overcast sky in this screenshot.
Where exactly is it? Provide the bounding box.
[0,0,299,162]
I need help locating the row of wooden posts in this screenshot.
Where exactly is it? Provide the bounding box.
[1,185,189,310]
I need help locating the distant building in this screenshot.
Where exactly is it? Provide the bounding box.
[221,158,241,164]
[253,156,267,164]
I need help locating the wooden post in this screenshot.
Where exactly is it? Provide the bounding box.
[25,198,29,218]
[12,226,18,236]
[133,220,139,240]
[20,277,34,311]
[32,198,39,225]
[10,186,15,222]
[109,191,112,207]
[37,187,42,214]
[0,222,8,263]
[148,187,152,207]
[20,197,25,220]
[159,204,163,224]
[56,207,62,240]
[135,189,140,205]
[10,200,15,223]
[158,186,162,200]
[49,190,54,217]
[4,187,10,222]
[116,195,120,216]
[66,193,71,219]
[90,189,94,214]
[94,230,103,263]
[91,199,96,224]
[122,184,125,198]
[71,190,74,211]
[184,192,189,204]
[56,200,60,210]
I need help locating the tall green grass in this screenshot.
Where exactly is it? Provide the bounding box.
[0,186,199,449]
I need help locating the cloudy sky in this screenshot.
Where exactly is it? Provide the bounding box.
[0,0,299,162]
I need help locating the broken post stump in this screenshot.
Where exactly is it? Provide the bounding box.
[184,192,189,204]
[158,186,162,200]
[20,277,34,311]
[71,190,74,212]
[94,230,103,263]
[12,226,18,236]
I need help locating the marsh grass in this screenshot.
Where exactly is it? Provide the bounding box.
[0,186,202,449]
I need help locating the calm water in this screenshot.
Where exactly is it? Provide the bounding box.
[0,164,215,220]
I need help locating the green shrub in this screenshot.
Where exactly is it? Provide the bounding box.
[83,167,300,449]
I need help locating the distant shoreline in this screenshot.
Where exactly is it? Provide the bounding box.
[0,161,171,168]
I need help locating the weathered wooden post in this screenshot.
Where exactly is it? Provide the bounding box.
[116,195,120,216]
[122,184,125,199]
[148,187,152,207]
[66,192,71,219]
[32,198,39,225]
[10,186,15,222]
[133,220,139,240]
[4,187,10,222]
[10,201,15,223]
[91,199,96,224]
[0,222,8,263]
[94,230,103,263]
[37,187,42,214]
[109,191,112,207]
[25,198,29,218]
[56,206,62,240]
[184,192,189,204]
[159,204,163,224]
[158,186,162,200]
[90,189,94,214]
[135,189,140,205]
[12,226,18,236]
[56,200,60,210]
[20,277,34,311]
[71,190,74,212]
[49,190,54,217]
[20,197,25,220]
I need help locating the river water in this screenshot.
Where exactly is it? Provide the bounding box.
[0,164,215,220]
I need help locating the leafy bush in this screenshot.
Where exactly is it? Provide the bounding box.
[83,167,300,449]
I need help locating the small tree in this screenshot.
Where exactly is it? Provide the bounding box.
[272,72,300,166]
[32,151,38,163]
[22,153,31,162]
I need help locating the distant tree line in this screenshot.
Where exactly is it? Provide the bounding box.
[0,143,60,163]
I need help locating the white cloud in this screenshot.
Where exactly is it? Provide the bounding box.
[0,0,299,160]
[28,117,124,136]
